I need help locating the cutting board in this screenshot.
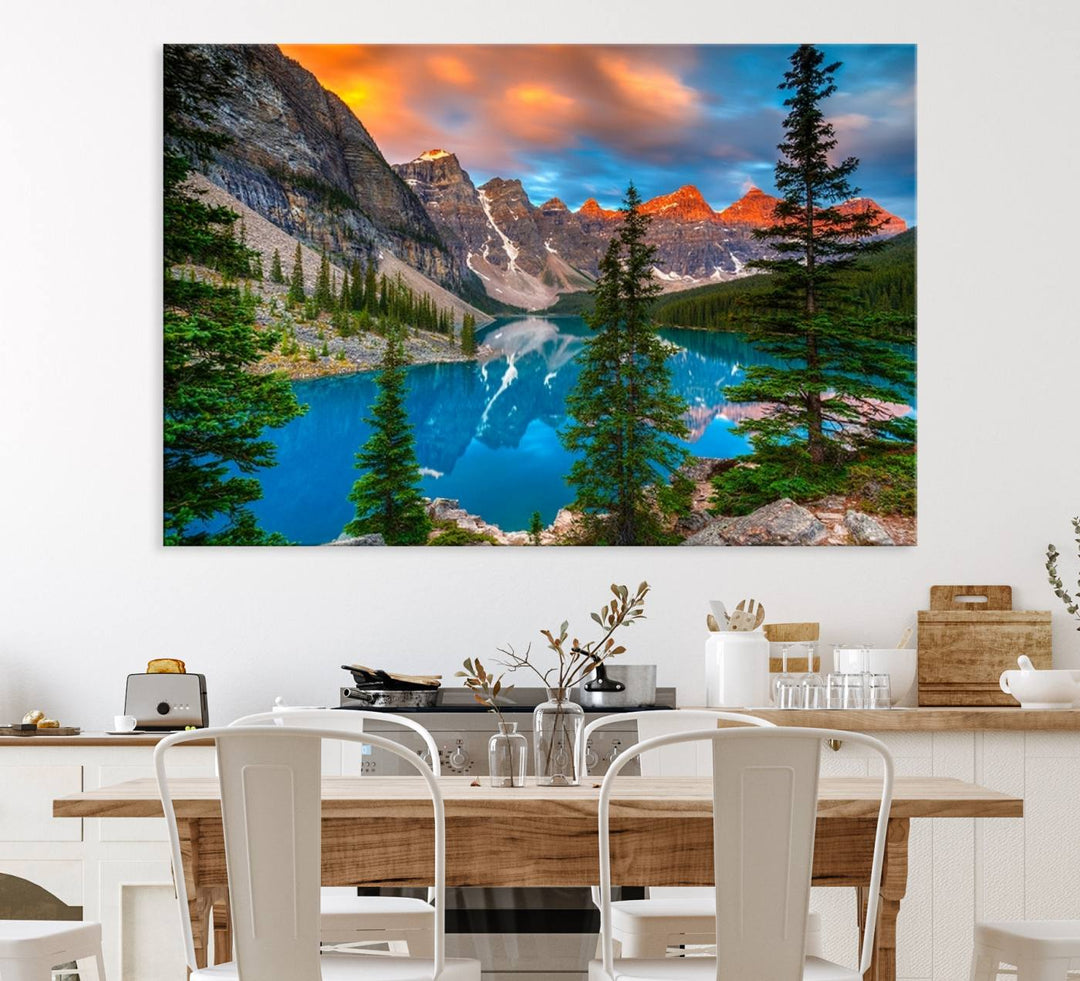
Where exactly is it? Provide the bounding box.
[0,726,81,737]
[917,585,1052,705]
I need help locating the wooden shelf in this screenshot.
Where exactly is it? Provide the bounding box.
[684,706,1080,731]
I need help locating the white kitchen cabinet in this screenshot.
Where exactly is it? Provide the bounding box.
[0,766,83,841]
[0,739,212,981]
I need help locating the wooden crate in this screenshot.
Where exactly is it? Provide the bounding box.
[917,585,1052,705]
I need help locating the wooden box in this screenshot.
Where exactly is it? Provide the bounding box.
[917,585,1052,705]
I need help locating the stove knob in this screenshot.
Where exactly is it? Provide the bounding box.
[156,702,171,716]
[447,746,471,771]
[606,744,621,764]
[585,746,600,770]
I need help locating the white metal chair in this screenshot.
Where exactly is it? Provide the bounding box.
[230,709,438,955]
[969,921,1080,980]
[589,726,894,981]
[580,710,822,959]
[154,725,480,981]
[0,921,104,981]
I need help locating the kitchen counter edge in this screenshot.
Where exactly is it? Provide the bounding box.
[685,706,1080,730]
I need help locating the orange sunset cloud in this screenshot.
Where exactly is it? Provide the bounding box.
[278,44,706,172]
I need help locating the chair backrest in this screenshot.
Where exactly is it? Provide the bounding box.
[230,707,442,776]
[155,725,446,981]
[594,727,893,981]
[579,709,774,778]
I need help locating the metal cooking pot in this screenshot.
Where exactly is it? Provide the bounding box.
[340,688,439,708]
[576,664,657,709]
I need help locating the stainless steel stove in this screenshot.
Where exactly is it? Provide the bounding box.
[335,685,676,981]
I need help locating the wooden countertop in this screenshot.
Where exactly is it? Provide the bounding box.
[5,706,1080,745]
[0,732,210,747]
[53,774,1023,821]
[686,706,1080,730]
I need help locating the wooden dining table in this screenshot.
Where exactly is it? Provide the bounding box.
[54,775,1022,981]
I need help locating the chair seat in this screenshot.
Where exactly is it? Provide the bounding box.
[0,920,101,959]
[611,897,823,931]
[192,953,480,980]
[975,920,1080,960]
[321,894,434,930]
[588,955,860,981]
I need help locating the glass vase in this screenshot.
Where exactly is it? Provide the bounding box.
[533,687,584,786]
[488,721,528,788]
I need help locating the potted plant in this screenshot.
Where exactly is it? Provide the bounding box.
[495,582,650,786]
[457,657,527,788]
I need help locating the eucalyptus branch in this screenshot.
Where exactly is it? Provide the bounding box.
[456,657,515,723]
[1046,517,1080,628]
[496,582,651,692]
[493,644,552,687]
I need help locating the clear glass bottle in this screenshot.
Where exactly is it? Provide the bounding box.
[488,721,528,788]
[533,687,584,786]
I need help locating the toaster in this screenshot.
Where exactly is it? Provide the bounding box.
[124,673,209,730]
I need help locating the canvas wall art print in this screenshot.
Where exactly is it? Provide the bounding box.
[163,43,916,547]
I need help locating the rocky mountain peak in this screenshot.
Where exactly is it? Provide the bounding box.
[418,148,452,161]
[641,184,715,222]
[540,197,569,212]
[835,197,907,234]
[577,198,619,221]
[717,187,783,227]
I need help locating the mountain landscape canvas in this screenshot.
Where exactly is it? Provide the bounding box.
[163,43,916,546]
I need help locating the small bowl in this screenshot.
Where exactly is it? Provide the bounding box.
[833,648,918,706]
[999,669,1080,709]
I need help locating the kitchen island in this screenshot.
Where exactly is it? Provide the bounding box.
[690,705,1080,980]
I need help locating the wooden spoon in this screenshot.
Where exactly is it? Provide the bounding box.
[730,599,766,631]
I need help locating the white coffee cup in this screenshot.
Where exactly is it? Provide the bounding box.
[113,715,138,732]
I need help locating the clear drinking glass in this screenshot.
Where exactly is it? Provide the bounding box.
[775,676,803,709]
[488,721,528,787]
[826,673,845,709]
[533,688,584,786]
[868,674,893,710]
[841,673,866,709]
[773,645,798,705]
[801,674,826,709]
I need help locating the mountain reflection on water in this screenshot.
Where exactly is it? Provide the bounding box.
[248,316,840,543]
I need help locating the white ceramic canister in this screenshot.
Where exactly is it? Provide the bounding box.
[704,630,771,707]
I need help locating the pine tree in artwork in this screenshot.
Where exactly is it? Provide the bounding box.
[561,184,691,545]
[364,263,378,314]
[269,248,284,284]
[349,259,365,310]
[163,45,305,545]
[344,327,432,545]
[724,44,915,464]
[461,313,476,355]
[287,243,305,304]
[314,252,334,312]
[528,511,543,546]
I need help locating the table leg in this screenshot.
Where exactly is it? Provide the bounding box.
[186,889,211,972]
[177,819,230,971]
[857,818,909,981]
[211,887,232,964]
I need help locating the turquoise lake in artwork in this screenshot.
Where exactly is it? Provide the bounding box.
[243,316,809,544]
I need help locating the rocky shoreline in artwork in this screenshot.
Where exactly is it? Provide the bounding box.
[328,457,914,547]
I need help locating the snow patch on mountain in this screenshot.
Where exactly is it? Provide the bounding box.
[479,188,520,273]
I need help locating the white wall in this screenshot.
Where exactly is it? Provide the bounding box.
[1,0,1078,728]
